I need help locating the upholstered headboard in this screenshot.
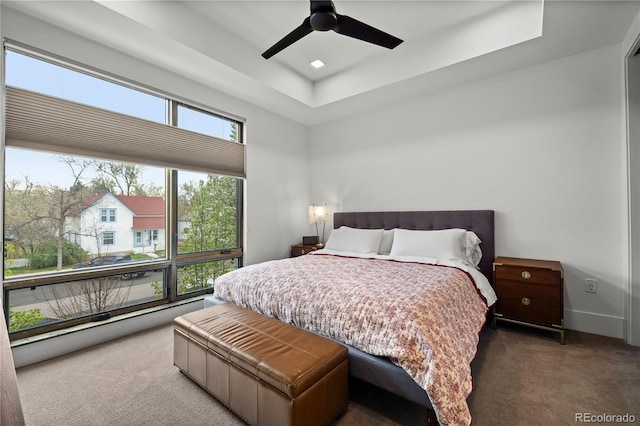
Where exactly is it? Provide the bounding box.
[333,210,495,285]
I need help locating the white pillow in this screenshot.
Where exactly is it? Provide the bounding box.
[464,231,483,267]
[389,228,467,260]
[324,227,384,254]
[378,229,395,255]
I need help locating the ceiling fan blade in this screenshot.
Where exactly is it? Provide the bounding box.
[334,14,403,50]
[262,17,314,59]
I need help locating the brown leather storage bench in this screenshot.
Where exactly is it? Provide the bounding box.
[174,303,349,426]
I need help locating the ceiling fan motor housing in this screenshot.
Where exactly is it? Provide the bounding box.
[310,11,337,31]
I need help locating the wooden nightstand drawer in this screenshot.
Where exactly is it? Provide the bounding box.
[495,280,562,326]
[494,265,561,286]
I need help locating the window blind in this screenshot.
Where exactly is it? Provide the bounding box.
[4,86,245,178]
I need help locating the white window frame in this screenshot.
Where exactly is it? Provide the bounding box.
[101,231,115,246]
[100,208,116,223]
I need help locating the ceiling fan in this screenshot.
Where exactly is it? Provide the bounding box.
[262,0,403,59]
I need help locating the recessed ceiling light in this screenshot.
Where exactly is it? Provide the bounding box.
[310,59,325,69]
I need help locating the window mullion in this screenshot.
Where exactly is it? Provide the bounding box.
[167,100,179,302]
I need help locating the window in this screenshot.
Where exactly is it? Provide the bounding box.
[177,104,238,142]
[5,148,167,269]
[176,172,241,295]
[101,231,115,246]
[2,44,244,340]
[70,233,81,245]
[5,50,165,123]
[100,209,117,223]
[177,172,239,253]
[172,98,243,296]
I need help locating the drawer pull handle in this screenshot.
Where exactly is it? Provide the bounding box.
[521,271,531,279]
[521,297,531,306]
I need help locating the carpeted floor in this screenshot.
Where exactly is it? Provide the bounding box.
[15,322,640,425]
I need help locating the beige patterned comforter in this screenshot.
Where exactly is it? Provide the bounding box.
[213,253,489,425]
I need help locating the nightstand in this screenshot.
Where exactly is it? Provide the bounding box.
[492,256,565,344]
[290,244,323,257]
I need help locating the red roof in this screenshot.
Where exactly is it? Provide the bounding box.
[65,192,165,218]
[115,195,165,215]
[132,217,165,230]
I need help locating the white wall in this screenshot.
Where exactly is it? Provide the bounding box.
[1,7,311,266]
[310,44,628,339]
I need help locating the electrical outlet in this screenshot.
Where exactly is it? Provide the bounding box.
[585,279,597,293]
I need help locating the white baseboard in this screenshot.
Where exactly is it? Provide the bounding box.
[11,299,203,368]
[564,309,624,339]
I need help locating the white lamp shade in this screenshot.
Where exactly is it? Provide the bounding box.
[309,204,331,223]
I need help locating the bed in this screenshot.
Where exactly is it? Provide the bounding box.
[205,210,496,425]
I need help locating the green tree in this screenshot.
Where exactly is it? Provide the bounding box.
[178,175,237,294]
[181,175,236,252]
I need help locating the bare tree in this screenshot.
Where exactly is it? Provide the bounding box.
[43,276,133,319]
[58,156,95,187]
[94,161,142,196]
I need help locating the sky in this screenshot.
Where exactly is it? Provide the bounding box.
[5,147,166,190]
[4,50,236,190]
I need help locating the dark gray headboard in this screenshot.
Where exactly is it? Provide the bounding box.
[333,210,495,285]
